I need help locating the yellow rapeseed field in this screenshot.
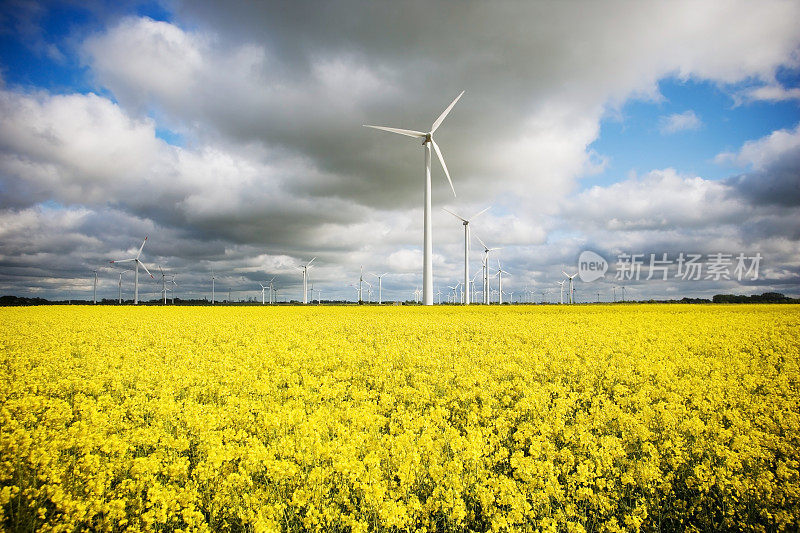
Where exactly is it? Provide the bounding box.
[1,304,799,532]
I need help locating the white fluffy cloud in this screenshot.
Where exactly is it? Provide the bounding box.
[659,110,702,134]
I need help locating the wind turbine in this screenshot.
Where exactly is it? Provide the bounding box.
[300,258,316,304]
[470,271,481,303]
[92,269,98,304]
[117,269,131,304]
[443,206,490,306]
[259,282,268,305]
[109,236,154,305]
[170,276,177,305]
[364,90,464,305]
[369,272,389,305]
[364,280,373,303]
[268,277,276,304]
[557,280,566,304]
[436,286,442,304]
[158,266,169,304]
[475,235,501,305]
[358,266,364,304]
[211,268,216,305]
[495,260,510,304]
[562,271,578,304]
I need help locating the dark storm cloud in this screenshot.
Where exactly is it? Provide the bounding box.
[726,144,800,208]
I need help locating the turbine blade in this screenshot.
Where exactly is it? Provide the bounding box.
[431,90,465,133]
[431,140,456,197]
[110,258,135,264]
[475,234,489,250]
[139,261,154,279]
[136,236,148,259]
[363,125,426,138]
[471,206,491,220]
[307,257,316,267]
[562,270,570,278]
[442,207,467,222]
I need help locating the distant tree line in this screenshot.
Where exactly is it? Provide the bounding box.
[711,292,799,304]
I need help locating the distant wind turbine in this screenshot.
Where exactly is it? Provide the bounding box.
[557,279,566,304]
[92,269,98,304]
[562,271,578,304]
[364,91,464,305]
[369,272,389,305]
[495,260,510,304]
[211,268,216,305]
[109,236,154,305]
[259,282,268,305]
[300,258,316,304]
[117,269,131,304]
[170,275,177,305]
[475,235,501,305]
[443,206,490,305]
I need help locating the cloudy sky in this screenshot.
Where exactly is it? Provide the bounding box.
[1,0,799,303]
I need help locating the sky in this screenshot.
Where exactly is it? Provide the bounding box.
[1,0,799,303]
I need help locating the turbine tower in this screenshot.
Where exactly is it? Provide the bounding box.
[557,280,566,304]
[496,260,510,304]
[475,235,501,305]
[92,269,98,304]
[562,271,578,304]
[170,276,177,304]
[158,266,169,304]
[370,272,389,305]
[358,266,364,304]
[211,268,216,305]
[300,257,316,304]
[117,269,131,304]
[259,282,268,305]
[443,206,490,305]
[109,236,154,305]
[364,91,464,305]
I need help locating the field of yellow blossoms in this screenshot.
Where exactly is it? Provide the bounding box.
[1,304,799,532]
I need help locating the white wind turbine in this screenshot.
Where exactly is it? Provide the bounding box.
[170,275,177,305]
[109,236,154,305]
[443,206,490,305]
[300,258,316,304]
[562,271,578,304]
[117,269,132,304]
[475,235,501,305]
[495,260,510,304]
[259,282,268,305]
[364,91,464,305]
[470,270,481,304]
[92,269,98,304]
[364,280,373,303]
[211,268,216,305]
[369,272,389,305]
[268,277,276,304]
[557,280,566,304]
[358,266,364,304]
[157,266,170,304]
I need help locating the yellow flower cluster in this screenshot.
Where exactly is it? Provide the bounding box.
[1,304,798,532]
